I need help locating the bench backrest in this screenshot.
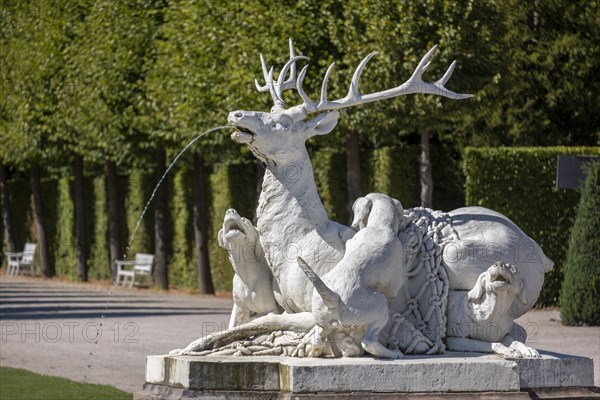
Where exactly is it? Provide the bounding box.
[22,243,36,264]
[135,253,154,272]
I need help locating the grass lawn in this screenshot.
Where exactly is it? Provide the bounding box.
[0,367,130,400]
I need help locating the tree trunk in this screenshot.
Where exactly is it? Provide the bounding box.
[419,129,433,209]
[1,162,16,253]
[73,155,88,281]
[345,129,361,218]
[154,148,168,290]
[30,165,53,277]
[106,160,121,279]
[193,153,214,294]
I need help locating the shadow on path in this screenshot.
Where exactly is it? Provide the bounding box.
[0,280,231,321]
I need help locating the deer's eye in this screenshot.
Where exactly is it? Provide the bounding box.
[272,122,288,130]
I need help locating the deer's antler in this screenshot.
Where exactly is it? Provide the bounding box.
[296,45,472,114]
[255,38,307,108]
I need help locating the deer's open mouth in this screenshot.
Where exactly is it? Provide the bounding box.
[230,125,254,144]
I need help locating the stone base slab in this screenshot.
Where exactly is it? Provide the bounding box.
[136,351,595,399]
[134,385,600,400]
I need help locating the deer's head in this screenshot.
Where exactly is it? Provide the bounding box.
[228,39,472,165]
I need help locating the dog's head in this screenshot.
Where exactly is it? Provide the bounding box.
[351,194,404,233]
[218,209,259,247]
[468,262,528,306]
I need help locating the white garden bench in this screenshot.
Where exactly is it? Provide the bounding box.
[115,253,154,288]
[6,243,36,276]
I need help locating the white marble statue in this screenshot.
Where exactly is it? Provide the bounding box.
[218,209,282,328]
[296,193,406,359]
[445,262,541,358]
[174,39,553,359]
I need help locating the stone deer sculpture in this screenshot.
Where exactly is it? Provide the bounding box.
[227,39,471,315]
[176,40,553,358]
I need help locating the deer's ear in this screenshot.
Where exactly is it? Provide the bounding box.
[305,111,339,137]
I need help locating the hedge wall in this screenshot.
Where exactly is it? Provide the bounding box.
[312,149,349,223]
[3,146,597,299]
[463,146,600,306]
[206,161,258,291]
[1,144,465,290]
[315,144,465,221]
[89,176,110,279]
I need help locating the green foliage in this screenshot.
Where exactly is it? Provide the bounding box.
[61,0,166,165]
[169,164,195,288]
[124,169,154,258]
[0,0,73,167]
[207,160,259,291]
[208,163,234,291]
[560,162,600,325]
[312,144,462,223]
[369,146,421,209]
[461,0,600,147]
[313,149,349,224]
[0,366,131,400]
[464,146,600,306]
[53,177,75,278]
[431,144,466,211]
[88,177,110,280]
[326,0,500,147]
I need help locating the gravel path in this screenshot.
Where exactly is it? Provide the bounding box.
[1,276,598,393]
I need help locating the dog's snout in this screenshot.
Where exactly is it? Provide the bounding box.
[489,262,501,274]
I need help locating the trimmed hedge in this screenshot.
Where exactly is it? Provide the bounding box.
[204,161,258,291]
[313,149,349,223]
[53,177,75,278]
[560,162,600,325]
[18,144,592,300]
[464,146,600,306]
[314,144,465,225]
[169,165,194,287]
[369,146,421,209]
[89,176,110,279]
[1,144,465,289]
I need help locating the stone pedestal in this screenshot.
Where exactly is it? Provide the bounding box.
[134,351,597,399]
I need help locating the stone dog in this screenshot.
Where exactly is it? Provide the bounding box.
[218,209,282,329]
[445,261,540,358]
[297,193,406,359]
